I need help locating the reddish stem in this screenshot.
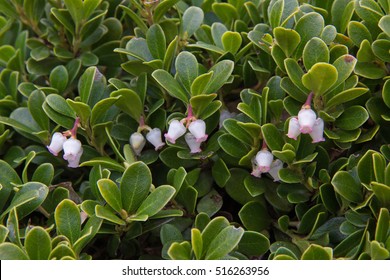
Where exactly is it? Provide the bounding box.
[187,105,193,119]
[303,92,314,108]
[70,117,80,138]
[261,140,268,150]
[139,115,145,127]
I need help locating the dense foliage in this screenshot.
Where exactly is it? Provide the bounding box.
[0,0,389,260]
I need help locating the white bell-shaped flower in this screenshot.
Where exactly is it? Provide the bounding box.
[251,167,262,178]
[63,138,83,167]
[254,149,274,173]
[286,117,301,140]
[146,128,165,150]
[268,159,283,182]
[164,120,186,144]
[47,132,66,156]
[130,132,146,156]
[188,119,208,143]
[309,118,325,143]
[67,147,83,168]
[185,133,202,153]
[298,107,317,134]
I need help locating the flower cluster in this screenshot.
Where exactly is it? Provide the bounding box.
[165,116,208,154]
[286,93,325,143]
[130,127,165,156]
[47,118,83,168]
[251,143,283,182]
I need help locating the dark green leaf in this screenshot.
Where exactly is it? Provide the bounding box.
[25,227,52,260]
[55,199,81,245]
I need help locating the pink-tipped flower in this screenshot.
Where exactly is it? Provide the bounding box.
[254,149,274,173]
[67,147,83,168]
[63,138,83,168]
[130,132,146,156]
[310,118,325,143]
[298,107,317,134]
[188,119,208,143]
[287,117,301,140]
[185,133,202,153]
[47,132,67,156]
[268,159,283,182]
[164,120,186,144]
[146,128,165,151]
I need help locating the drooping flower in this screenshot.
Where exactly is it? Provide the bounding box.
[310,118,325,143]
[188,119,208,143]
[268,159,283,182]
[164,120,186,144]
[185,133,202,153]
[63,138,83,168]
[286,92,325,143]
[253,149,274,173]
[47,132,66,156]
[146,128,165,150]
[130,132,146,156]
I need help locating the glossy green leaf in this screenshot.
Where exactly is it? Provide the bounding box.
[203,60,234,94]
[331,171,364,203]
[0,243,29,260]
[375,208,389,243]
[120,161,152,214]
[379,15,390,37]
[175,51,198,94]
[95,205,125,225]
[261,123,284,151]
[147,24,166,60]
[302,63,337,96]
[196,189,223,217]
[55,199,81,245]
[136,185,175,217]
[301,244,332,260]
[274,27,300,57]
[50,65,69,93]
[98,179,122,213]
[237,231,270,256]
[152,69,188,103]
[0,160,22,211]
[303,38,329,70]
[205,226,244,260]
[239,201,271,232]
[25,227,52,260]
[110,89,143,122]
[153,0,181,23]
[221,31,242,55]
[181,6,204,38]
[167,241,192,260]
[191,228,203,260]
[371,182,390,208]
[334,106,369,130]
[28,90,49,131]
[212,158,231,188]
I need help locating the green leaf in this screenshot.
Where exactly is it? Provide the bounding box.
[110,89,142,122]
[191,72,213,96]
[201,216,230,255]
[181,6,204,38]
[146,24,166,60]
[239,201,271,232]
[302,63,338,96]
[284,58,310,96]
[370,240,390,260]
[73,215,103,255]
[212,158,231,188]
[383,80,390,108]
[205,226,244,260]
[301,244,332,260]
[32,163,54,186]
[375,208,389,243]
[0,160,22,211]
[153,0,181,23]
[379,15,390,37]
[221,31,242,55]
[90,96,119,125]
[50,65,69,93]
[278,168,302,183]
[120,161,152,214]
[269,0,284,29]
[274,27,300,57]
[136,185,175,217]
[203,60,234,94]
[45,94,76,119]
[261,123,284,151]
[167,241,192,260]
[303,38,329,70]
[120,5,148,34]
[175,51,198,94]
[66,99,91,127]
[331,171,364,203]
[97,179,122,213]
[218,134,251,158]
[348,21,372,46]
[371,182,390,208]
[0,243,29,260]
[28,90,49,131]
[196,189,223,217]
[334,106,369,130]
[95,205,125,225]
[191,228,203,260]
[49,244,77,260]
[372,39,390,63]
[55,199,81,245]
[326,88,368,108]
[152,69,188,103]
[238,231,270,256]
[64,0,83,27]
[7,208,21,247]
[25,227,52,260]
[80,157,125,172]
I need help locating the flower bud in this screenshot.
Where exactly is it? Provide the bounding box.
[130,132,146,156]
[254,149,274,173]
[309,118,325,143]
[286,117,301,140]
[63,138,83,167]
[188,119,208,143]
[164,120,186,144]
[185,133,202,153]
[268,159,283,182]
[146,128,165,151]
[298,108,317,134]
[47,132,66,156]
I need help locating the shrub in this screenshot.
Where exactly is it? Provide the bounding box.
[0,0,389,260]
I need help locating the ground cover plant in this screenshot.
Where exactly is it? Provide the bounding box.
[0,0,389,260]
